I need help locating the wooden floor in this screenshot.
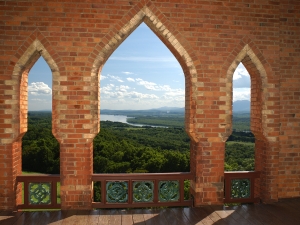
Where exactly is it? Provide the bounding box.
[1,198,300,225]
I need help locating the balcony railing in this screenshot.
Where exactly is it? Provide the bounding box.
[16,175,61,210]
[15,171,260,210]
[224,171,260,204]
[92,172,194,208]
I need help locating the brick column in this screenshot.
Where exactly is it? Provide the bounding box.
[60,142,93,210]
[0,141,22,211]
[190,139,224,206]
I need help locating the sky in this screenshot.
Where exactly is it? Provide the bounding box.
[27,22,250,111]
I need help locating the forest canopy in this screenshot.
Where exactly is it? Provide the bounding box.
[22,112,255,174]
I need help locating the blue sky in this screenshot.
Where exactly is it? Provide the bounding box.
[28,22,250,111]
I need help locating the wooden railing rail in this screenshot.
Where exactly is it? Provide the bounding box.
[92,172,194,208]
[17,175,61,210]
[224,171,260,204]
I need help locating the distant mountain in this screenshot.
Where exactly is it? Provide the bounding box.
[151,107,185,112]
[101,102,250,115]
[233,100,250,112]
[100,107,185,116]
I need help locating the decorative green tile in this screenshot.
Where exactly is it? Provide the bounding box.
[106,181,128,203]
[133,181,154,202]
[29,183,51,205]
[231,178,251,199]
[159,180,179,202]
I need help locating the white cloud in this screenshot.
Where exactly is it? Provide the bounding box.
[28,82,52,95]
[127,91,159,99]
[233,63,251,88]
[122,72,134,75]
[31,98,45,102]
[134,78,182,93]
[136,78,157,90]
[233,63,248,80]
[233,88,250,102]
[102,84,114,92]
[163,88,184,97]
[100,75,107,80]
[108,75,124,82]
[127,77,135,82]
[116,85,130,92]
[101,84,158,100]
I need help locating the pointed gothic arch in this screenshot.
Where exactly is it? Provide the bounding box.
[11,39,60,139]
[224,43,277,202]
[3,38,61,210]
[90,5,200,141]
[224,44,270,141]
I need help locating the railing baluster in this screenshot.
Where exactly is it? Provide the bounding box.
[24,180,29,207]
[180,178,184,204]
[92,172,194,208]
[101,180,105,203]
[224,171,260,204]
[17,175,61,210]
[153,179,158,204]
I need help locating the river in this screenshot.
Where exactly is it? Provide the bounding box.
[100,114,167,128]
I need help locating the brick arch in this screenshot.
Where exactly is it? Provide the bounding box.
[223,43,270,142]
[223,41,279,202]
[3,36,61,210]
[11,39,60,141]
[90,4,200,141]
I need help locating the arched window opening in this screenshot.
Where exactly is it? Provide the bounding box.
[21,57,60,174]
[93,22,190,175]
[225,63,255,171]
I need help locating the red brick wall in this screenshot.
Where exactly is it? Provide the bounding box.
[0,0,299,210]
[279,0,300,199]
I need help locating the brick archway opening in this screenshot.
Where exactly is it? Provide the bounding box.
[90,6,201,207]
[91,6,199,142]
[9,39,60,209]
[225,45,270,202]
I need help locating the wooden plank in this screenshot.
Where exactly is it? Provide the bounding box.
[281,199,300,215]
[120,209,133,225]
[86,210,100,225]
[0,211,23,225]
[198,206,229,225]
[73,210,90,225]
[182,207,205,225]
[13,211,35,225]
[144,208,167,225]
[256,204,292,225]
[108,209,121,225]
[170,207,192,225]
[98,209,111,225]
[222,206,256,225]
[2,200,300,225]
[142,209,165,225]
[159,208,182,225]
[142,209,159,225]
[241,204,281,225]
[209,206,241,225]
[191,207,219,225]
[260,202,300,225]
[227,205,262,225]
[132,209,145,224]
[30,211,57,225]
[47,210,78,225]
[44,211,64,225]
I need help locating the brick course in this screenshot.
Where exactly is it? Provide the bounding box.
[0,0,299,210]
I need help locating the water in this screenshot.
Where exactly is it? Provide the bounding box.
[100,115,129,123]
[100,114,167,128]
